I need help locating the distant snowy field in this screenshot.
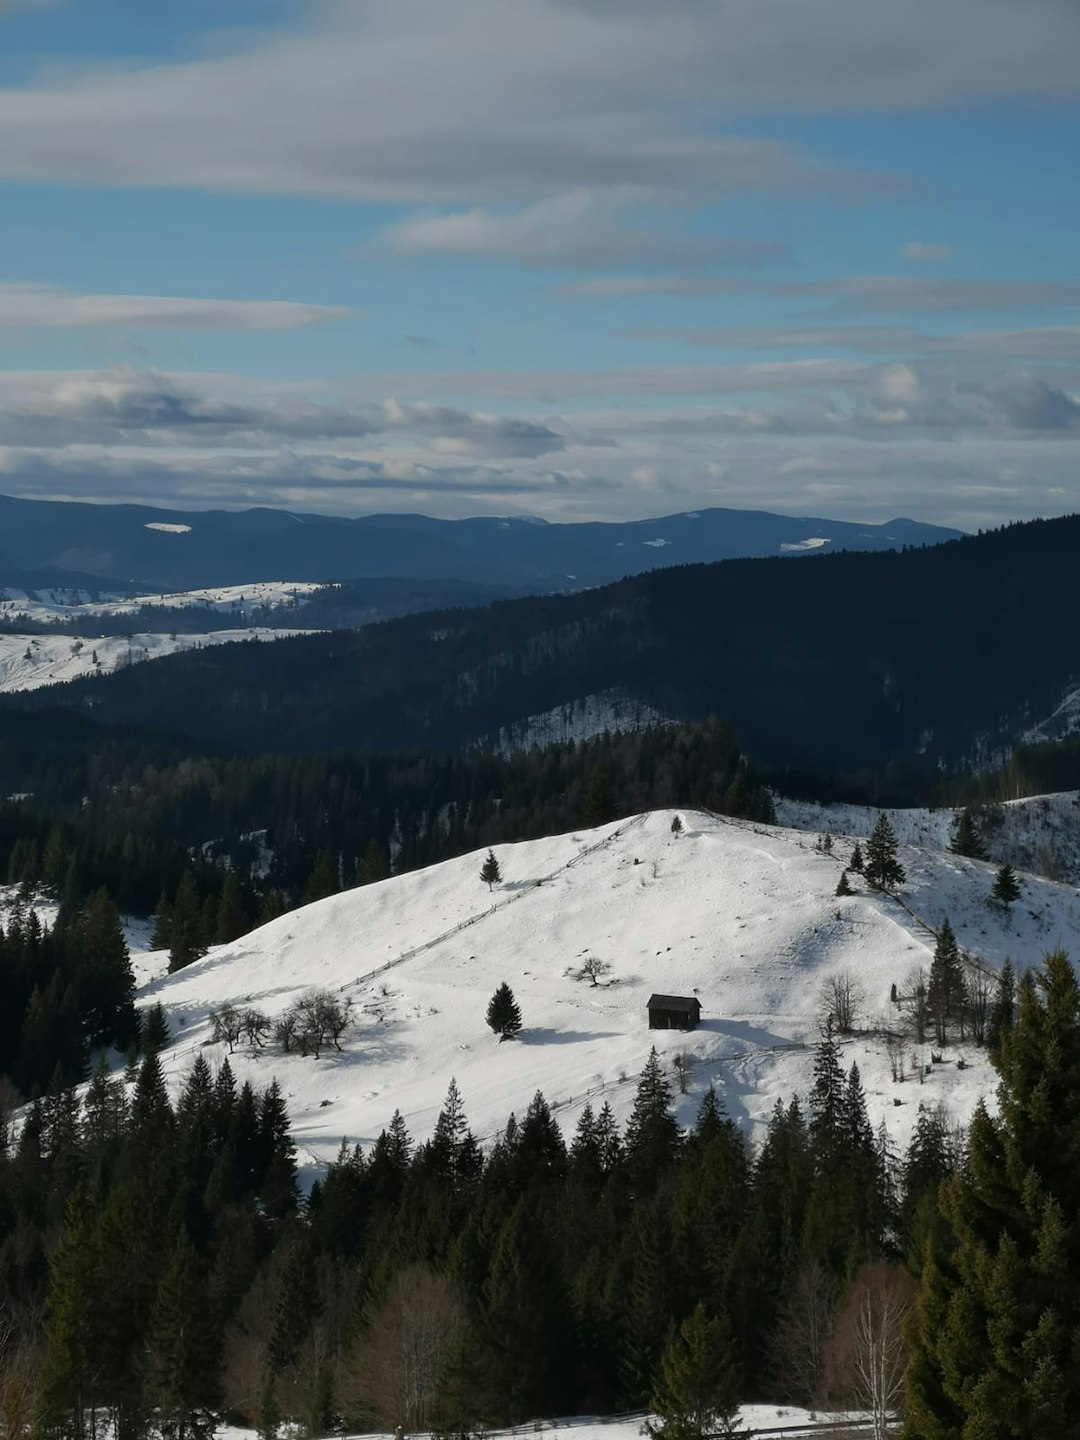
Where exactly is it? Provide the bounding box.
[131,808,1080,1188]
[0,627,316,693]
[0,580,325,624]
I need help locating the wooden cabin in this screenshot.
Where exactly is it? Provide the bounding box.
[646,993,702,1031]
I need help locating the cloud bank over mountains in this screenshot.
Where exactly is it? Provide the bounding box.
[0,0,1077,526]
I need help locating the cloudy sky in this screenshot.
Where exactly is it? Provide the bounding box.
[0,0,1078,527]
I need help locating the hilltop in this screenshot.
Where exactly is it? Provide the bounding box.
[135,807,1080,1185]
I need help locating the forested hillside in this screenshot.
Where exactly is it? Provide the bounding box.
[11,515,1078,769]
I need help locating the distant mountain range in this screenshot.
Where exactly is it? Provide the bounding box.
[11,513,1078,772]
[0,493,961,593]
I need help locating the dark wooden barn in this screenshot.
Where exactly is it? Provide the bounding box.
[646,993,702,1031]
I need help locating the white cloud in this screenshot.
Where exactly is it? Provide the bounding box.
[0,0,1074,203]
[383,192,787,270]
[0,283,348,331]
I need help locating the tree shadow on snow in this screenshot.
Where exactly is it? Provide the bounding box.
[519,1027,621,1046]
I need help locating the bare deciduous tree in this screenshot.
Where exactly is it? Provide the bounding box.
[672,1051,695,1095]
[570,956,613,987]
[899,966,929,1045]
[963,958,994,1045]
[820,969,866,1035]
[0,1308,42,1440]
[768,1263,840,1406]
[823,1263,912,1440]
[339,1265,463,1432]
[274,991,353,1058]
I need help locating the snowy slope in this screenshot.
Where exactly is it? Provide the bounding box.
[0,580,325,624]
[136,810,1080,1185]
[775,792,1080,884]
[0,627,315,693]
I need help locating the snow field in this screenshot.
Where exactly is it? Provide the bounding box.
[136,809,1080,1187]
[0,627,317,693]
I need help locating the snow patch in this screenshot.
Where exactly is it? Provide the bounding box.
[642,538,671,548]
[779,537,831,552]
[144,522,192,535]
[486,690,671,754]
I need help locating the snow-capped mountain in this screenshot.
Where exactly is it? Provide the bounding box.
[134,807,1080,1187]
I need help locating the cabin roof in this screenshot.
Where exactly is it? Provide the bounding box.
[646,993,702,1012]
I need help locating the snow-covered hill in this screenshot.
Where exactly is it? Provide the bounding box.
[0,580,324,626]
[0,627,315,693]
[775,791,1080,885]
[136,809,1080,1186]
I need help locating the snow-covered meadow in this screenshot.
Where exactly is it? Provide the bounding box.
[0,627,316,693]
[129,807,1080,1187]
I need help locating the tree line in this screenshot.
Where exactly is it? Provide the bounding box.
[3,945,1070,1440]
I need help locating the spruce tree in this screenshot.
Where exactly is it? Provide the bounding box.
[905,948,1080,1437]
[927,917,966,1047]
[864,812,905,892]
[987,957,1017,1062]
[480,849,502,892]
[948,806,987,860]
[144,1232,221,1440]
[168,871,207,973]
[214,871,248,944]
[671,815,684,838]
[359,836,389,885]
[303,849,339,905]
[991,861,1021,910]
[486,982,522,1040]
[625,1047,681,1186]
[648,1303,743,1440]
[850,840,864,873]
[835,869,853,896]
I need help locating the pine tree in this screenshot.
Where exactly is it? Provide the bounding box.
[480,849,502,892]
[141,1002,170,1056]
[864,812,905,892]
[168,871,207,973]
[486,982,522,1040]
[40,1190,102,1440]
[671,815,684,838]
[215,871,248,944]
[850,841,865,873]
[987,957,1017,1062]
[625,1047,681,1187]
[991,861,1021,910]
[927,917,966,1046]
[144,1232,221,1440]
[150,891,173,950]
[948,806,987,860]
[648,1303,743,1440]
[303,849,339,905]
[905,948,1080,1437]
[581,766,616,827]
[359,836,389,885]
[835,869,853,896]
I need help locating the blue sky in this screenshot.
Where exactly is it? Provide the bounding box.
[0,0,1078,526]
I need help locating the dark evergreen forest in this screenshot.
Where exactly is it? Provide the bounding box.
[8,514,1080,768]
[1,946,1071,1440]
